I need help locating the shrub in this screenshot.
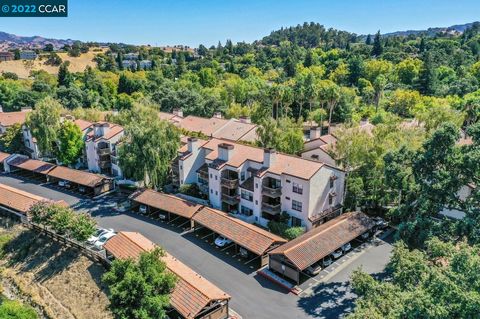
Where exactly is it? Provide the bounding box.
[70,213,96,242]
[0,297,38,319]
[268,212,305,240]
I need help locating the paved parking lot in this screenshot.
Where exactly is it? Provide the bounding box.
[0,173,394,319]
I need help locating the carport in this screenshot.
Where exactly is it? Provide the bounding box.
[7,156,55,181]
[47,166,114,197]
[129,189,202,225]
[0,152,10,172]
[104,231,231,319]
[268,211,375,284]
[192,207,287,267]
[0,183,67,217]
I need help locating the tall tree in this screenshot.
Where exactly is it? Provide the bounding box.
[371,31,383,57]
[418,52,437,96]
[56,120,84,165]
[26,97,62,156]
[118,105,181,188]
[57,61,73,87]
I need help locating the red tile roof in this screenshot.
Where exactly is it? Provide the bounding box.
[0,111,29,127]
[74,119,93,132]
[269,212,375,270]
[104,231,230,319]
[48,166,108,188]
[129,189,202,219]
[7,157,55,175]
[86,122,124,142]
[0,183,66,214]
[0,152,10,163]
[193,207,286,255]
[179,116,229,136]
[202,138,325,180]
[212,120,257,142]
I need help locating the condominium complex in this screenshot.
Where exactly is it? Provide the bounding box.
[173,137,345,230]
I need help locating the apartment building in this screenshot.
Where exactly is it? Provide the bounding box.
[0,109,30,134]
[85,122,124,178]
[173,137,345,230]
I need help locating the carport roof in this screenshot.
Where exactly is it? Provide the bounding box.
[48,166,108,188]
[8,157,55,175]
[0,152,10,163]
[104,231,230,319]
[193,207,287,255]
[0,183,66,213]
[269,211,375,270]
[129,189,202,219]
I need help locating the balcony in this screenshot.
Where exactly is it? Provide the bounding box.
[262,185,282,198]
[221,193,240,205]
[198,170,209,180]
[99,160,112,169]
[261,202,281,215]
[172,161,180,174]
[309,205,343,224]
[97,147,111,156]
[221,177,239,189]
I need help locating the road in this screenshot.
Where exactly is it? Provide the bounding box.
[0,174,394,319]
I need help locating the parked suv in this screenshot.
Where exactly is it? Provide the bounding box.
[305,262,322,276]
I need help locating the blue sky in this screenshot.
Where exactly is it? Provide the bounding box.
[2,0,480,47]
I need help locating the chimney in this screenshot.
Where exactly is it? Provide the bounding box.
[173,108,183,118]
[218,143,234,161]
[94,122,110,137]
[187,137,199,153]
[263,148,277,168]
[309,126,321,140]
[213,112,223,119]
[239,116,251,124]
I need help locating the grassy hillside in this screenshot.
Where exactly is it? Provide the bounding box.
[0,49,105,79]
[0,216,112,319]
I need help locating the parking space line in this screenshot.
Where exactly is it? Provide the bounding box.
[244,255,259,265]
[201,232,213,240]
[221,243,235,251]
[177,220,190,229]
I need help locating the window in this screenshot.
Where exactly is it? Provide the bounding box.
[215,191,218,195]
[286,179,291,183]
[330,178,334,188]
[240,206,253,216]
[292,200,302,212]
[241,189,253,202]
[291,216,302,227]
[255,183,258,189]
[210,173,213,178]
[293,182,303,194]
[255,200,258,205]
[215,175,218,180]
[241,171,246,181]
[328,194,333,205]
[210,189,213,194]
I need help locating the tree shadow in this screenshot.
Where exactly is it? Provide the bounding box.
[297,271,389,318]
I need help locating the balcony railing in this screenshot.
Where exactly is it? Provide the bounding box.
[309,205,343,223]
[198,170,209,180]
[262,185,282,197]
[221,193,240,205]
[221,177,239,189]
[99,160,112,169]
[97,147,111,156]
[172,162,180,174]
[261,202,281,215]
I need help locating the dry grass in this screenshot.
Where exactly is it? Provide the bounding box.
[0,219,112,319]
[0,49,106,79]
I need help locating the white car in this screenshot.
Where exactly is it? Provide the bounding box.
[87,228,114,245]
[139,205,148,214]
[58,180,70,187]
[305,262,322,275]
[214,236,232,247]
[341,242,352,252]
[361,231,371,240]
[331,248,343,259]
[322,256,333,267]
[94,232,116,250]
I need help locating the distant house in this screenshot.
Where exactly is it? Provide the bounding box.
[123,52,139,60]
[0,52,14,61]
[0,108,31,134]
[19,50,37,60]
[122,60,137,70]
[139,59,152,69]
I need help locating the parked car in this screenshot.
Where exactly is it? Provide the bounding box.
[79,186,86,193]
[157,212,168,220]
[87,227,114,245]
[139,205,147,214]
[214,236,232,247]
[331,248,343,259]
[361,231,371,240]
[239,247,249,258]
[373,217,388,230]
[58,180,68,187]
[341,242,352,252]
[322,256,333,267]
[305,262,322,275]
[94,232,116,250]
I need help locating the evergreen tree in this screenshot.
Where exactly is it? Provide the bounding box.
[371,31,383,57]
[304,50,313,67]
[284,56,296,77]
[365,34,372,45]
[57,61,73,87]
[418,52,437,95]
[419,37,426,53]
[116,52,124,70]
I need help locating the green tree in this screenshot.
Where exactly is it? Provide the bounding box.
[102,247,177,319]
[418,53,437,96]
[26,97,62,156]
[0,123,24,153]
[0,298,38,319]
[69,213,96,242]
[118,105,181,188]
[56,120,84,165]
[371,31,383,57]
[58,61,73,87]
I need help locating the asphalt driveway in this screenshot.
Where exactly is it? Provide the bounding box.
[0,173,394,319]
